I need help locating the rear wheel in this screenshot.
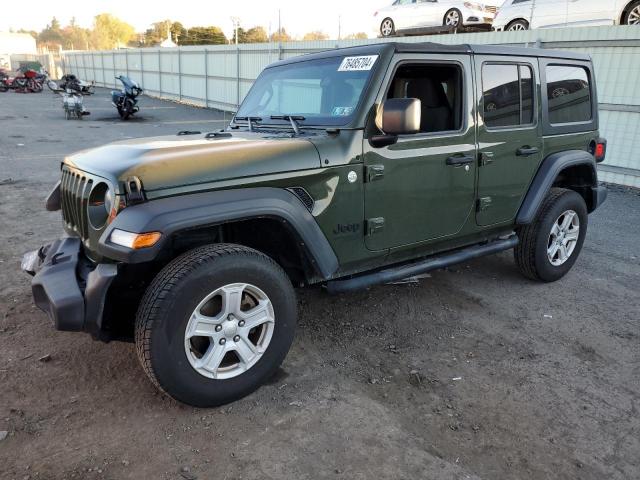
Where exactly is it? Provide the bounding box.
[506,19,529,31]
[515,188,588,282]
[444,9,462,28]
[623,1,640,24]
[135,244,297,407]
[380,18,395,37]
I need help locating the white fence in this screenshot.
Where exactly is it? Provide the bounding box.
[62,26,640,188]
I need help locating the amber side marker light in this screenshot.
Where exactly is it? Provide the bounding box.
[110,229,162,249]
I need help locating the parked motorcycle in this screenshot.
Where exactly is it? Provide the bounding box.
[1,69,41,92]
[111,75,142,120]
[61,89,90,120]
[0,69,9,92]
[56,74,95,95]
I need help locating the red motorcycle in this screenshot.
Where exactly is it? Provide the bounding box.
[14,69,43,93]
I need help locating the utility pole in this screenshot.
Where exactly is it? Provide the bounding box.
[338,15,342,41]
[231,17,241,45]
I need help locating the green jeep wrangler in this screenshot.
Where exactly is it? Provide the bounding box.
[23,42,607,407]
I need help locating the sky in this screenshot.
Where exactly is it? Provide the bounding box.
[1,0,392,39]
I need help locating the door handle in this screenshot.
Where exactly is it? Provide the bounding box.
[516,146,540,157]
[446,154,475,166]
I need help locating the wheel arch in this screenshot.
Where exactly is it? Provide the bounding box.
[505,18,530,30]
[516,150,606,225]
[98,187,339,284]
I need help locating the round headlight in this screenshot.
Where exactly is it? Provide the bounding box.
[88,182,112,229]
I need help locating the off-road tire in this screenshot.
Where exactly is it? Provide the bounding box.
[135,244,297,407]
[515,188,588,282]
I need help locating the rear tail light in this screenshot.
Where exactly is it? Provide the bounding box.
[591,138,607,163]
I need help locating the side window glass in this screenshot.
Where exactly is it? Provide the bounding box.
[482,63,535,129]
[386,63,463,134]
[545,65,591,124]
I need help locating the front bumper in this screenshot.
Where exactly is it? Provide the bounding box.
[22,237,117,336]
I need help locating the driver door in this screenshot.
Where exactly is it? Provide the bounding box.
[362,53,477,252]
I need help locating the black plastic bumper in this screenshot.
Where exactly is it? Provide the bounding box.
[23,237,117,335]
[591,185,608,212]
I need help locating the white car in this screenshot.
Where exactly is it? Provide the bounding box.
[493,0,640,31]
[374,0,500,37]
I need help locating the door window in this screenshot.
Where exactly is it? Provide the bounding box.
[482,63,535,128]
[385,63,463,134]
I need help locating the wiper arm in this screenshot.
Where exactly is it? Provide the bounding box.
[234,116,262,132]
[270,115,306,135]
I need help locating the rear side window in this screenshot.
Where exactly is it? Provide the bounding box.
[545,65,591,124]
[482,63,535,129]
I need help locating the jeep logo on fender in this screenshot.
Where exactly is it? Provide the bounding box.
[334,223,361,235]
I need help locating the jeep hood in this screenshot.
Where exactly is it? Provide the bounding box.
[63,132,322,192]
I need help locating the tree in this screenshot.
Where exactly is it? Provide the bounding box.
[238,26,268,44]
[62,18,90,50]
[91,13,135,50]
[344,32,369,40]
[271,28,292,42]
[38,17,65,48]
[171,22,188,44]
[302,31,329,41]
[180,26,227,45]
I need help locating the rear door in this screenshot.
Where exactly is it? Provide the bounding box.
[531,0,568,28]
[475,56,542,226]
[566,0,616,26]
[363,53,477,251]
[414,0,444,27]
[393,0,419,29]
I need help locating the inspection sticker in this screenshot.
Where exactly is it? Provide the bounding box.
[338,55,379,72]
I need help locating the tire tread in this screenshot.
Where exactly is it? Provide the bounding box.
[134,243,286,398]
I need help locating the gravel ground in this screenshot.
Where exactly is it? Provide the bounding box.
[0,89,639,480]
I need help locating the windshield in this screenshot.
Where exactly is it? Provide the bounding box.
[236,55,379,127]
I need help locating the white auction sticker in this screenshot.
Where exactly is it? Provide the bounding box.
[338,55,379,72]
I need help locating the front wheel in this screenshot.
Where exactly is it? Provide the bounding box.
[380,18,395,37]
[514,188,588,282]
[135,244,297,407]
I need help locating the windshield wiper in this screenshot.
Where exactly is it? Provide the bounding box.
[234,116,262,132]
[270,115,306,135]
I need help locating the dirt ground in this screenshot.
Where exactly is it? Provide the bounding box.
[1,89,639,480]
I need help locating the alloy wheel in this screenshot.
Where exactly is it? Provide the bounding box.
[547,210,580,266]
[445,10,461,26]
[628,6,640,24]
[184,283,275,380]
[381,19,394,36]
[508,23,527,31]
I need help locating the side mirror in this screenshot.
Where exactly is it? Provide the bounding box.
[376,98,421,135]
[370,98,421,148]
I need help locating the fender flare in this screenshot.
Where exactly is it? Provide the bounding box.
[516,150,602,225]
[97,187,339,280]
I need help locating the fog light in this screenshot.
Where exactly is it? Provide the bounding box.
[110,229,162,249]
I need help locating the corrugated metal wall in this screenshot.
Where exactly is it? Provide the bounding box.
[62,26,640,187]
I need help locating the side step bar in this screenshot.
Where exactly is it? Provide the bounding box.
[326,236,519,294]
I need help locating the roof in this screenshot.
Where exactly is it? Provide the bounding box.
[268,41,590,68]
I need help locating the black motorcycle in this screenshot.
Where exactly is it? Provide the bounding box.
[111,76,142,120]
[54,74,95,95]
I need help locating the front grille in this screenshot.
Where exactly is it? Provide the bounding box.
[485,6,498,14]
[60,167,93,241]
